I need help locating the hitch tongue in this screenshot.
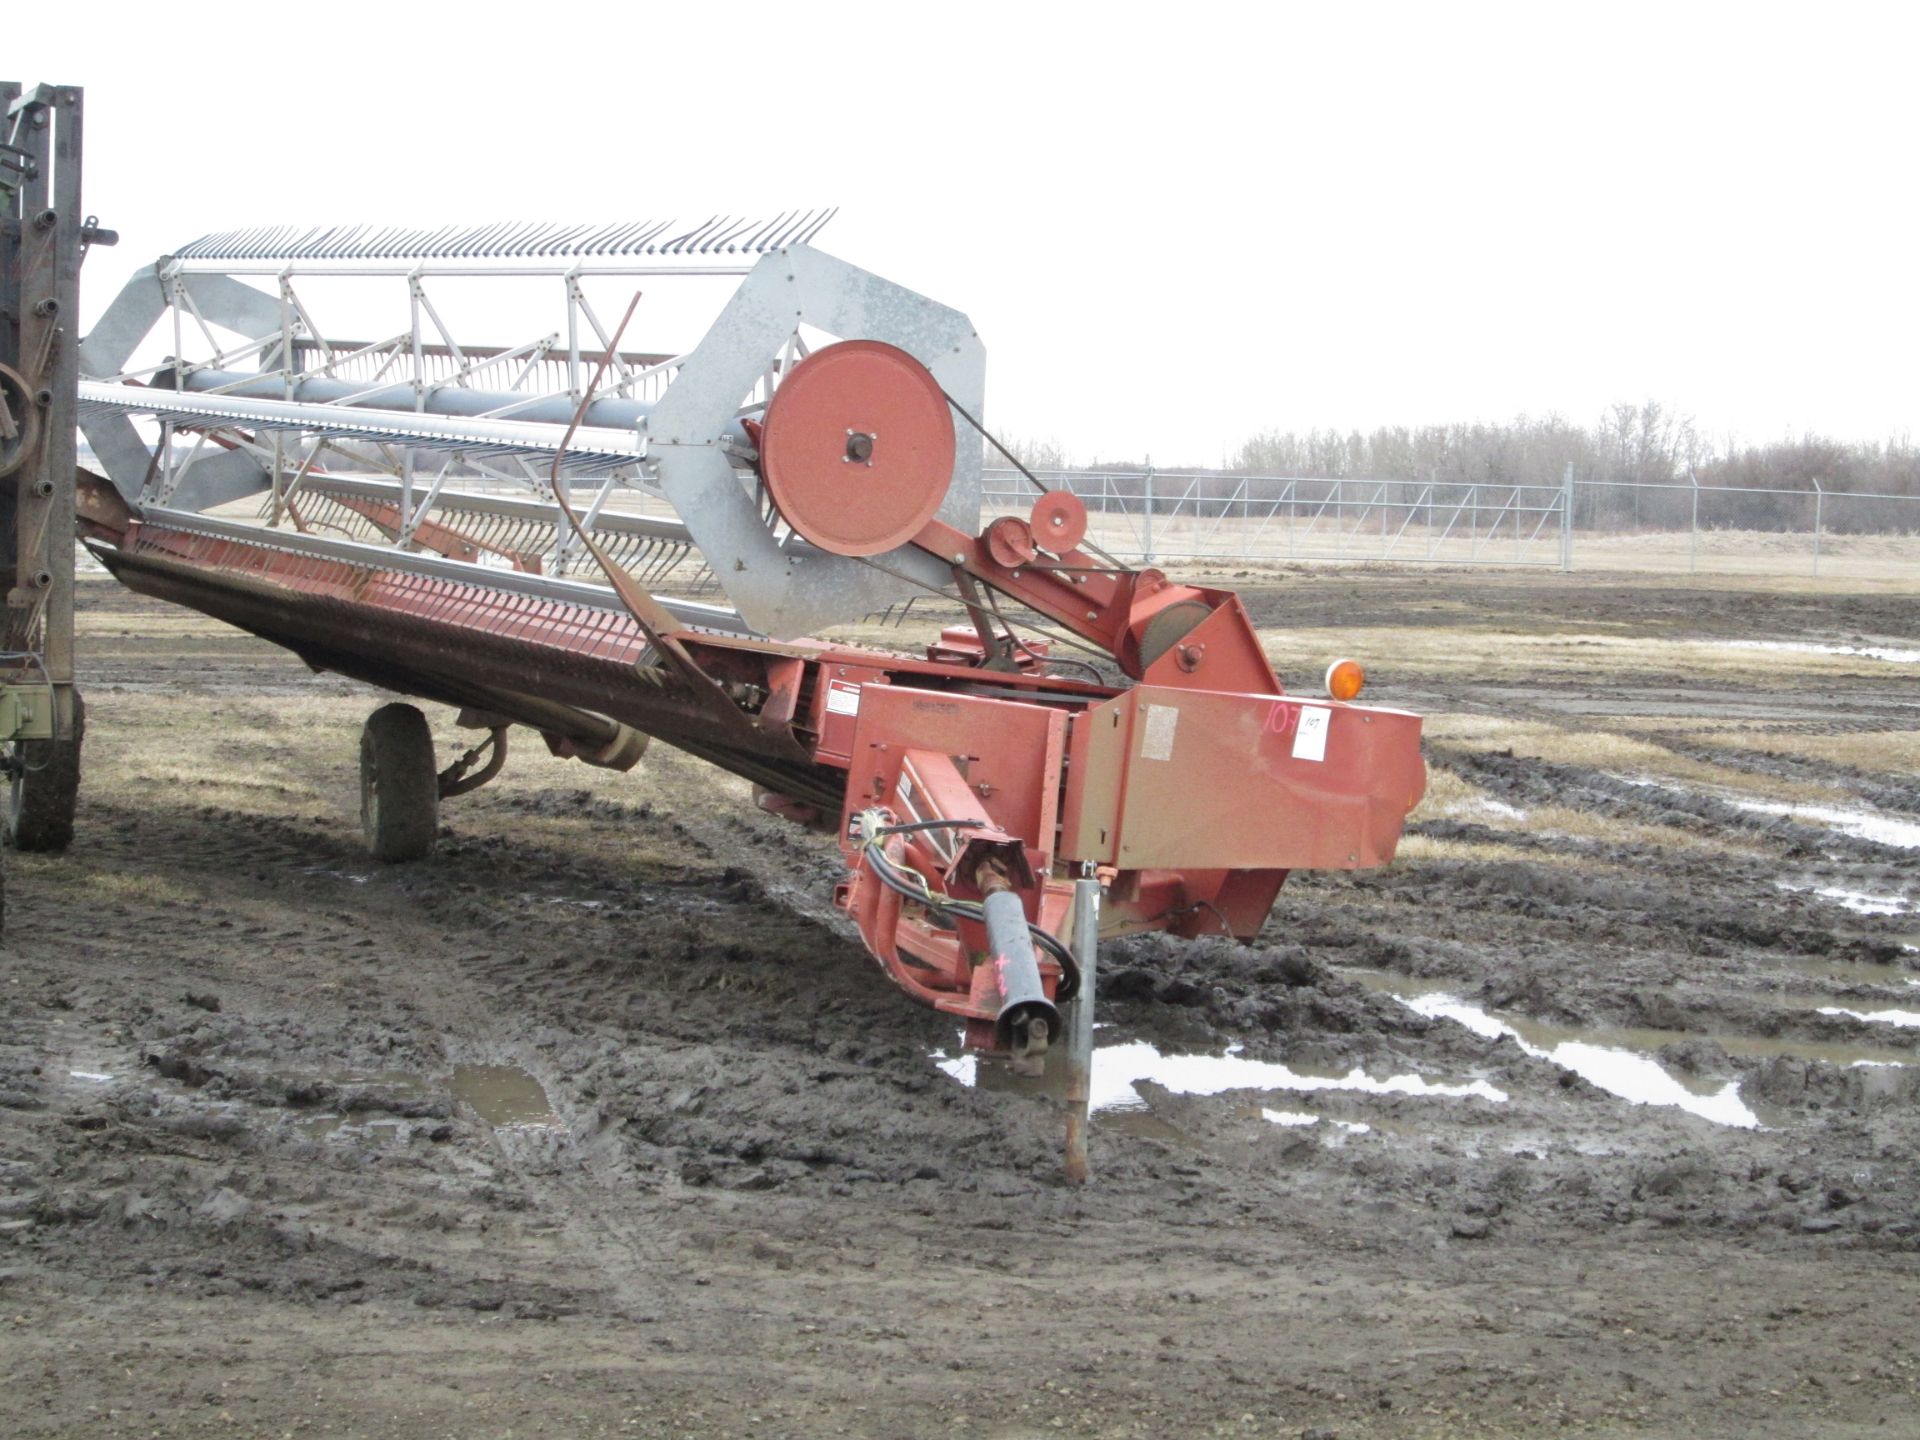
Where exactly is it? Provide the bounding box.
[982,887,1060,1076]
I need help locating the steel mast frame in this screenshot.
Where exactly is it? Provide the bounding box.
[0,82,87,731]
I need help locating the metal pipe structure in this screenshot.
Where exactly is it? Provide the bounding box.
[70,217,1430,1171]
[1062,875,1100,1185]
[981,887,1059,1060]
[157,366,746,447]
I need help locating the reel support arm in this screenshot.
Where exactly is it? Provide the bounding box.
[910,511,1283,693]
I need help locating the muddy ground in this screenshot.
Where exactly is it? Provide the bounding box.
[3,567,1918,1439]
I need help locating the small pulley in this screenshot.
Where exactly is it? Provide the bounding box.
[1029,489,1088,552]
[759,339,957,557]
[981,490,1089,571]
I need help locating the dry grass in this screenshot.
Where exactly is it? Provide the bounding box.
[1569,528,1920,584]
[1411,746,1770,858]
[1691,728,1920,774]
[1424,714,1837,804]
[1392,833,1543,864]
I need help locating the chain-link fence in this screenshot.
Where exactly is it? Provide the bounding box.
[983,468,1920,580]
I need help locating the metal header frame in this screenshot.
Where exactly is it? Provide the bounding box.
[78,233,984,639]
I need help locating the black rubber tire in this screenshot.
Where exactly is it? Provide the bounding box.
[8,688,83,853]
[359,702,438,863]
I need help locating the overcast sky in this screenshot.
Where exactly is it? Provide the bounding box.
[18,2,1917,465]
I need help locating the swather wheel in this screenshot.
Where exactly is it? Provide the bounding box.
[359,702,438,862]
[8,688,83,853]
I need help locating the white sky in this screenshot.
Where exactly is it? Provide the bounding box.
[18,2,1918,465]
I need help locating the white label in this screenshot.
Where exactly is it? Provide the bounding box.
[825,680,862,717]
[1140,703,1179,761]
[1292,706,1330,763]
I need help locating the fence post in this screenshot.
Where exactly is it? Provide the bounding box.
[1689,467,1699,575]
[1142,463,1155,564]
[1560,463,1574,571]
[1812,478,1824,577]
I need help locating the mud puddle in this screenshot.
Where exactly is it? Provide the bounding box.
[1735,800,1920,849]
[1816,1004,1920,1030]
[1261,1107,1373,1135]
[1395,991,1760,1127]
[934,1035,1506,1114]
[516,892,614,912]
[284,1063,560,1135]
[448,1064,561,1130]
[1345,971,1917,1125]
[1721,639,1920,664]
[1619,772,1920,854]
[1777,879,1912,916]
[297,1113,418,1143]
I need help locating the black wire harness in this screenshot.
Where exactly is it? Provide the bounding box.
[853,811,1081,1000]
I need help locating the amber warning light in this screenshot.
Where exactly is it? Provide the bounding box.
[1325,658,1366,702]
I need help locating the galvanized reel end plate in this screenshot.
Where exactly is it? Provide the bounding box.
[759,339,956,557]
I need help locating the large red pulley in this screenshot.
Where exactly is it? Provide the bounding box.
[758,339,957,557]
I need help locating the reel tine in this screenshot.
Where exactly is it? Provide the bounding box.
[795,207,838,246]
[598,220,647,254]
[609,220,647,255]
[740,212,791,252]
[578,221,628,255]
[710,216,758,253]
[458,221,509,258]
[168,213,835,265]
[693,216,733,254]
[542,222,592,257]
[389,223,425,259]
[623,220,674,254]
[496,219,548,258]
[768,210,813,249]
[486,221,529,256]
[658,215,719,254]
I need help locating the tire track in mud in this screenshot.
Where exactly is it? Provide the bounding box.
[1386,749,1915,985]
[44,784,1082,1324]
[1625,728,1920,819]
[6,793,709,1324]
[1434,744,1920,877]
